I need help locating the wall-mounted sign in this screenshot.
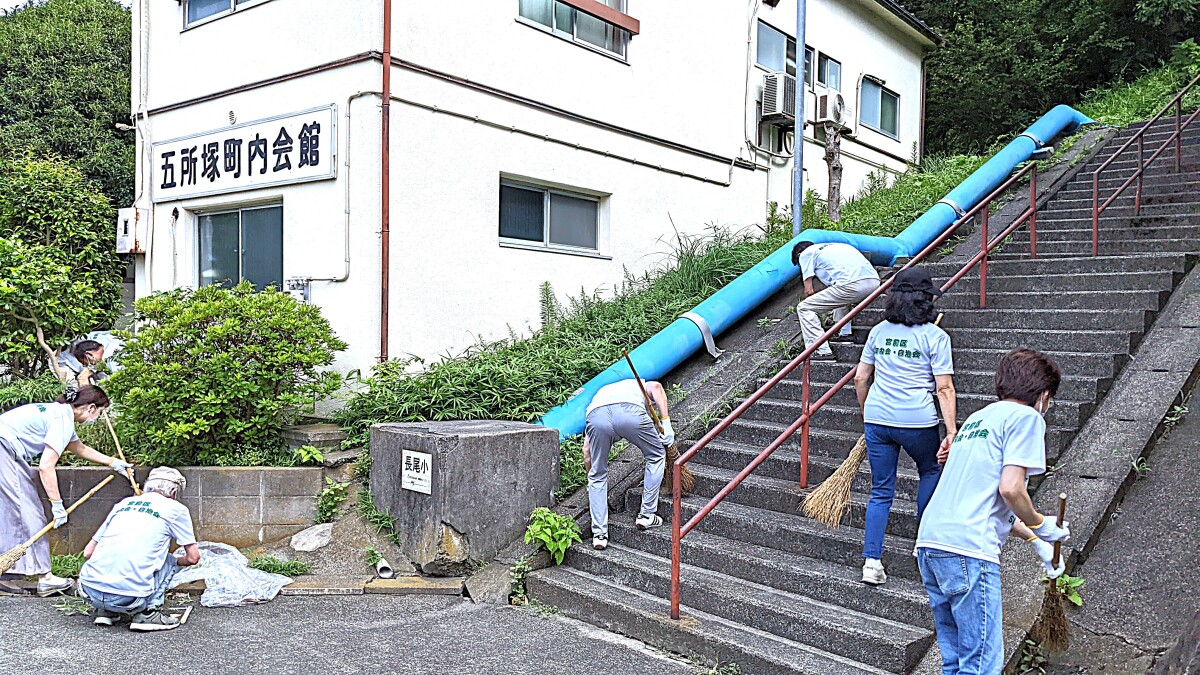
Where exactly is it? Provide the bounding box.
[401,450,433,495]
[152,104,337,203]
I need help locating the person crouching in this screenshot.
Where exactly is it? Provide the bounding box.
[78,467,200,632]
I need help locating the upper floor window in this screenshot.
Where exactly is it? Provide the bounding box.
[519,0,632,59]
[861,78,900,138]
[817,54,841,91]
[186,0,272,27]
[756,21,796,78]
[499,180,599,252]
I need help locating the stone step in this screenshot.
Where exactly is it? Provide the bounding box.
[1057,177,1200,198]
[846,325,1137,353]
[604,520,935,630]
[936,289,1168,312]
[989,239,1200,259]
[1077,148,1200,173]
[1048,191,1200,209]
[629,489,923,581]
[1009,225,1200,244]
[681,461,921,538]
[826,344,1120,379]
[941,270,1181,293]
[780,366,1107,400]
[688,439,923,501]
[1061,172,1200,191]
[563,542,933,672]
[526,568,889,675]
[853,307,1150,332]
[1038,201,1200,219]
[919,254,1188,278]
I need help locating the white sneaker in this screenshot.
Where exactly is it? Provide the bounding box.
[862,559,887,586]
[36,573,73,597]
[592,535,608,551]
[635,514,663,531]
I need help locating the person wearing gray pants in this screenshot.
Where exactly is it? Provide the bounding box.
[582,378,675,550]
[792,241,881,360]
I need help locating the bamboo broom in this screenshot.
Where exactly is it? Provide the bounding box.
[803,313,944,527]
[1030,493,1071,652]
[623,353,694,496]
[0,475,115,575]
[103,411,142,496]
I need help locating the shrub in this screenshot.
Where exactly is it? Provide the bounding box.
[524,507,582,565]
[106,283,346,467]
[1079,40,1200,127]
[0,159,124,377]
[0,372,64,412]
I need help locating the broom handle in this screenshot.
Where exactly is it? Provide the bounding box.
[22,474,116,549]
[103,412,141,496]
[623,352,664,436]
[1051,492,1067,567]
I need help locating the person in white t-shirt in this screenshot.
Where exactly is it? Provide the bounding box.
[792,241,881,361]
[854,266,957,586]
[582,378,674,551]
[79,466,200,632]
[0,386,134,596]
[915,349,1071,674]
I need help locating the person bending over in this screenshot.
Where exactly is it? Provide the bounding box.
[792,241,880,361]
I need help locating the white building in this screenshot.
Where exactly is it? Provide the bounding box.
[127,0,937,371]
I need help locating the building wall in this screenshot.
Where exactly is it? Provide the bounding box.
[132,0,933,371]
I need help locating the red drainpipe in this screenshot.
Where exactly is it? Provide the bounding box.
[379,0,392,362]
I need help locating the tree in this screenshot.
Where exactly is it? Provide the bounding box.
[822,123,844,222]
[0,155,124,376]
[0,0,134,207]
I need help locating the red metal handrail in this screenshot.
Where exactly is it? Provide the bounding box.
[1091,73,1200,255]
[669,162,1042,619]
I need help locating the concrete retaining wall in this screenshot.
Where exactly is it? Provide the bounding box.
[39,466,324,553]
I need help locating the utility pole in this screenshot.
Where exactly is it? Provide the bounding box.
[792,0,807,236]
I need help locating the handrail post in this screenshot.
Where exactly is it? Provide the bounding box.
[1029,164,1038,259]
[979,203,989,308]
[800,357,811,489]
[1092,172,1099,257]
[1136,135,1144,216]
[1177,98,1183,173]
[670,469,682,620]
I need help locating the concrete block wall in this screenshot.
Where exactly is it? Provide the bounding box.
[40,466,324,553]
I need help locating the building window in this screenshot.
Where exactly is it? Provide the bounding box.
[499,181,599,251]
[198,205,283,290]
[519,0,631,59]
[817,54,841,91]
[861,78,900,138]
[804,46,814,87]
[185,0,267,27]
[755,21,796,78]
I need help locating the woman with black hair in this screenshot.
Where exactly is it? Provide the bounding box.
[56,339,106,388]
[853,266,957,586]
[0,386,133,596]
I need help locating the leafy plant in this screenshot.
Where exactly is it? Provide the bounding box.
[292,445,325,466]
[1164,404,1189,428]
[526,599,559,618]
[1131,456,1151,479]
[1054,573,1086,607]
[1017,639,1047,674]
[0,372,63,413]
[52,596,94,617]
[51,553,86,579]
[248,555,312,577]
[524,507,581,565]
[353,448,372,481]
[757,317,773,332]
[769,339,792,359]
[316,478,350,524]
[105,283,346,467]
[509,556,533,605]
[363,546,383,567]
[357,488,401,546]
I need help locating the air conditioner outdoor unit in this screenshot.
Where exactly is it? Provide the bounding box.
[815,91,852,130]
[116,207,148,254]
[761,71,796,124]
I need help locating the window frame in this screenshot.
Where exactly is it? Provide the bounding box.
[196,202,284,289]
[498,179,604,256]
[183,0,274,30]
[516,0,632,62]
[860,77,901,140]
[817,54,841,91]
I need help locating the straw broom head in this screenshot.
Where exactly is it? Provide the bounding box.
[1029,584,1071,652]
[664,442,695,496]
[802,435,867,528]
[0,543,31,576]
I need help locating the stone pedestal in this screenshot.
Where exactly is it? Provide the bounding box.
[370,421,559,576]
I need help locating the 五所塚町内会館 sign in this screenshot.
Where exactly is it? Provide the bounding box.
[152,104,337,203]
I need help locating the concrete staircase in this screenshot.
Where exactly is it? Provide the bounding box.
[528,116,1200,674]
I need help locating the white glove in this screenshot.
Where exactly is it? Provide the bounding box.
[110,458,133,476]
[1030,537,1065,579]
[50,500,68,529]
[1031,514,1071,543]
[659,419,676,446]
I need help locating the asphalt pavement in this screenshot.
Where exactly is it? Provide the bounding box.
[0,594,696,675]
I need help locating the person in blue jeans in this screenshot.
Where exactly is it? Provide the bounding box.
[854,266,957,586]
[916,349,1070,674]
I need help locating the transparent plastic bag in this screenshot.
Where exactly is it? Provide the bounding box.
[169,542,292,608]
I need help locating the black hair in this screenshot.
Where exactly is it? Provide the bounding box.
[791,241,815,267]
[995,349,1061,405]
[70,340,104,361]
[883,287,939,326]
[57,385,111,409]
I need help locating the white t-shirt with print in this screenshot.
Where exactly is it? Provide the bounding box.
[916,401,1047,564]
[586,379,648,415]
[860,321,954,428]
[0,402,78,462]
[798,242,879,287]
[79,492,197,597]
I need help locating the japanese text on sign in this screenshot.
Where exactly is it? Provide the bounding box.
[401,450,433,495]
[152,105,336,202]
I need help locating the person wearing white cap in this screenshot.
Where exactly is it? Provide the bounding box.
[792,241,881,361]
[78,466,199,631]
